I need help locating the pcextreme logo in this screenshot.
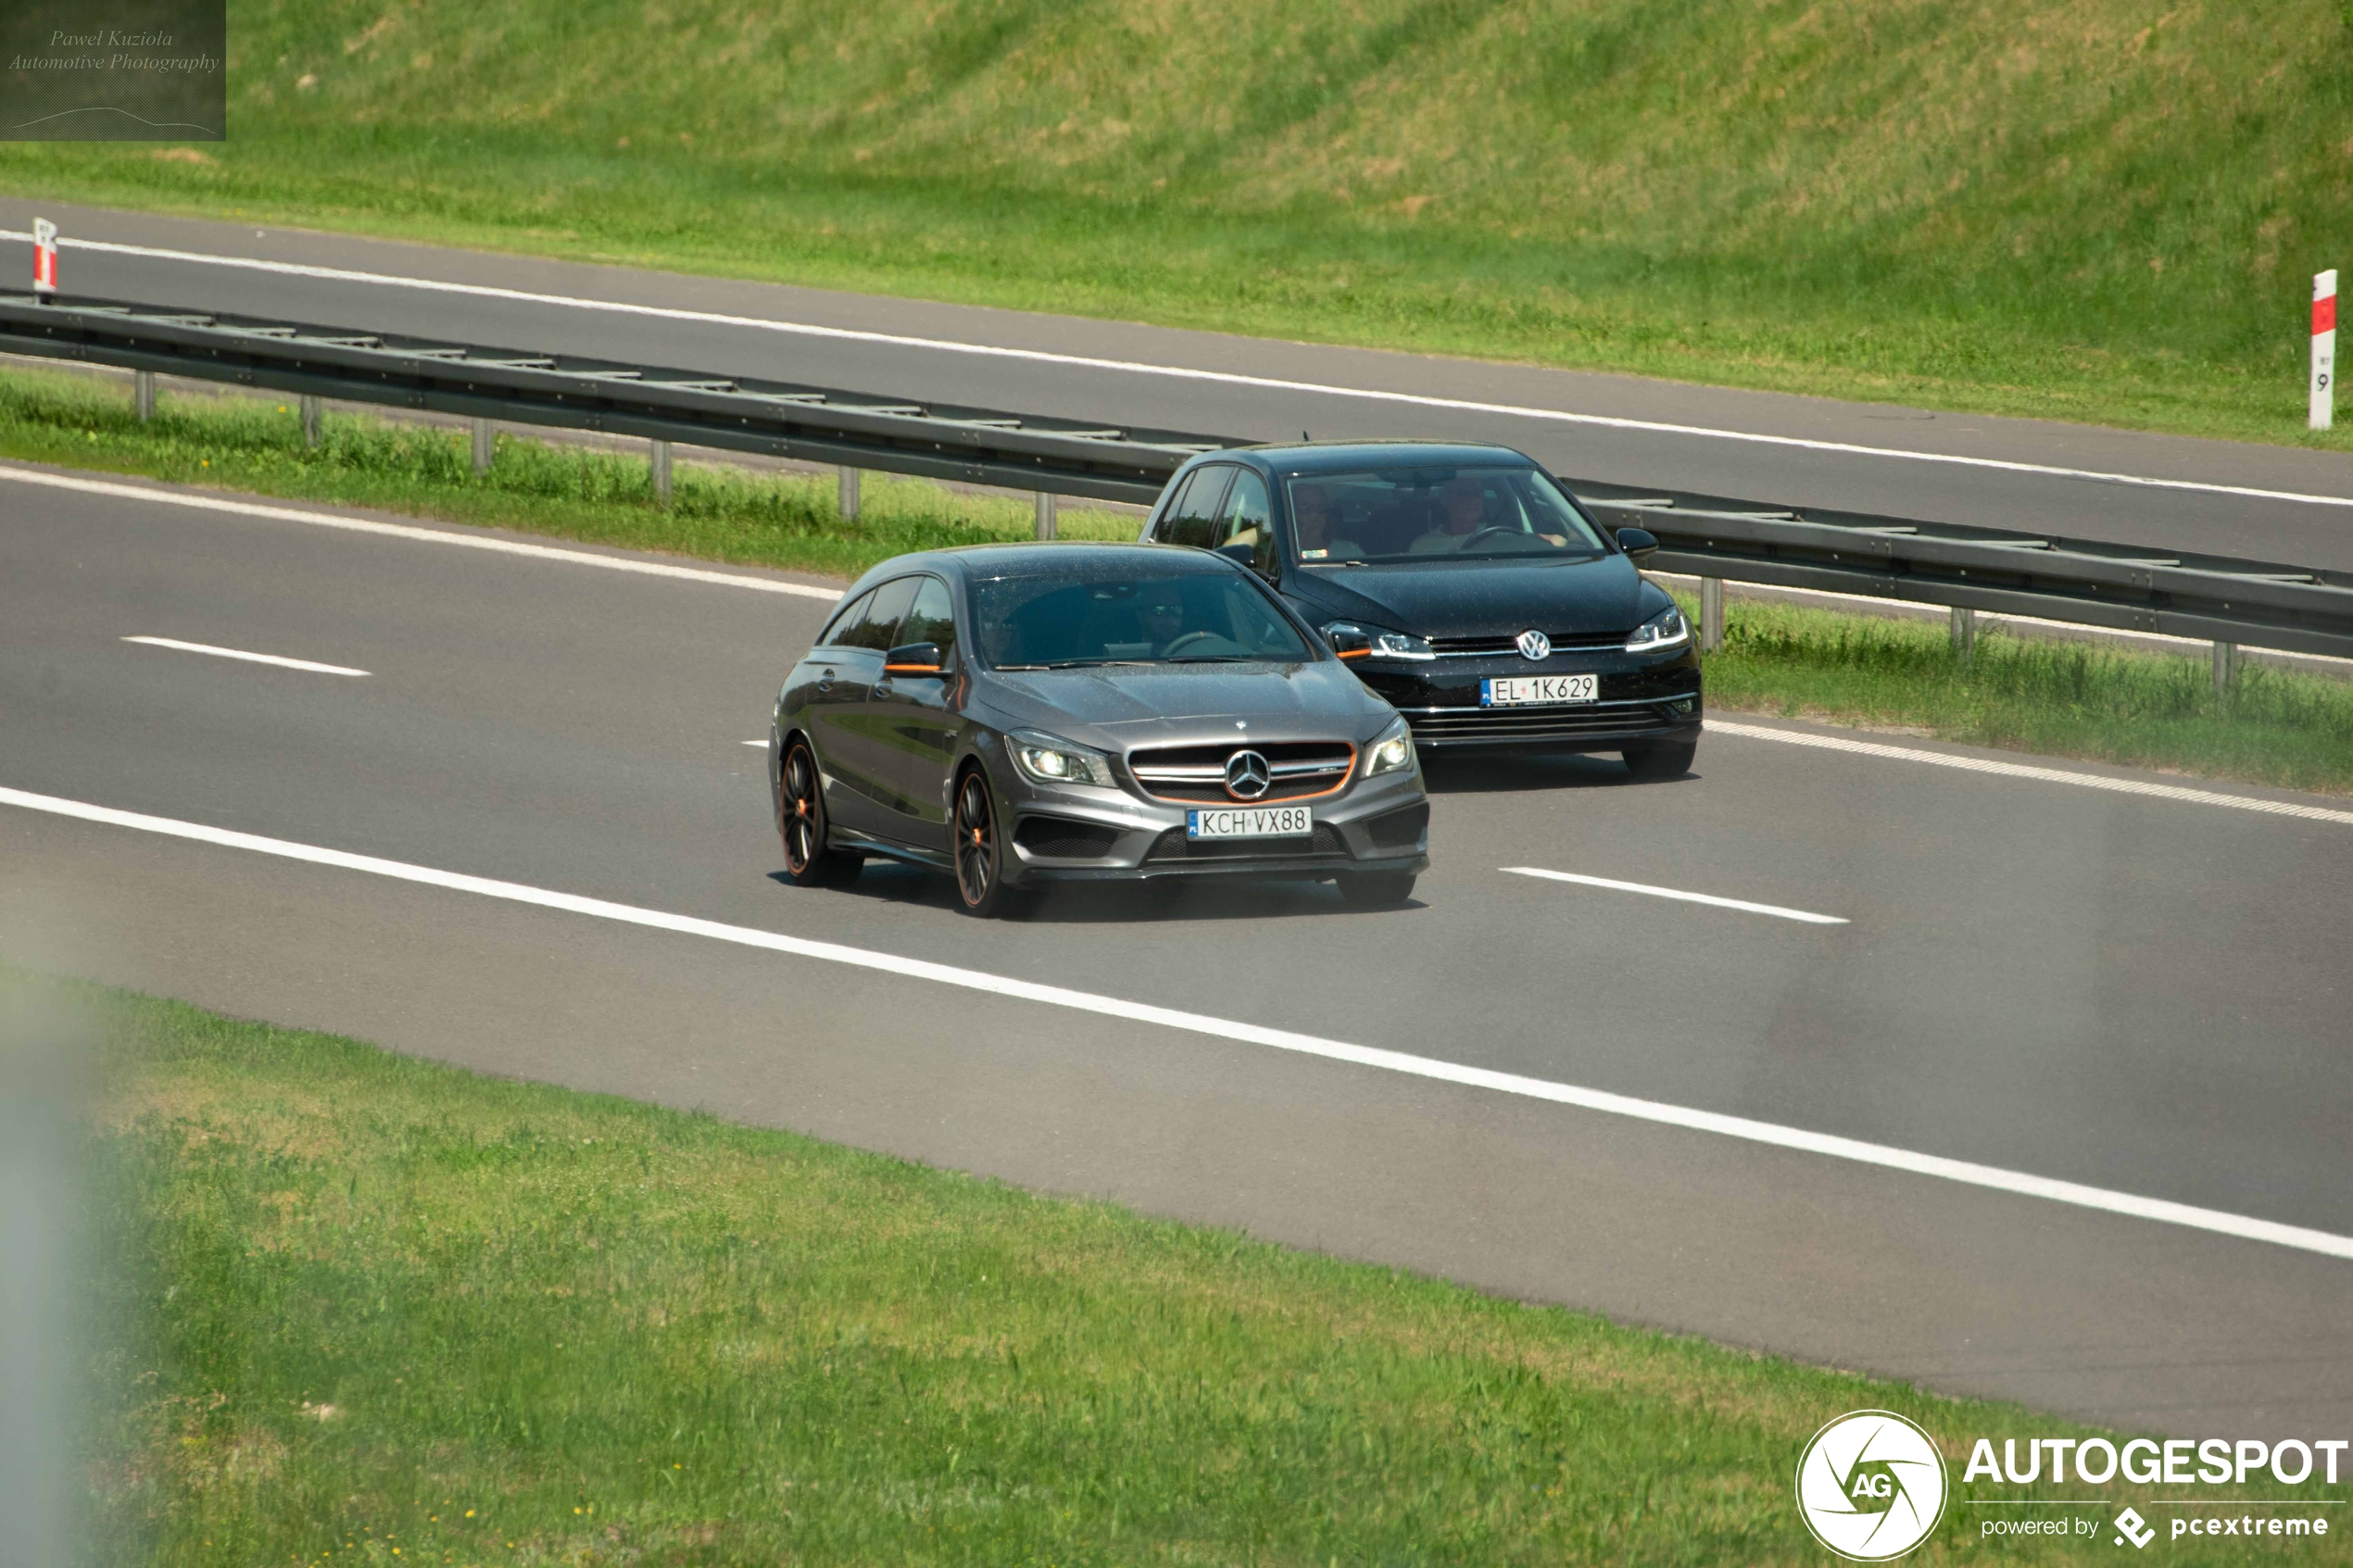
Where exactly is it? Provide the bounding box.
[1795,1411,1950,1561]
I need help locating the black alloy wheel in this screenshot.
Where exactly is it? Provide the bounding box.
[779,739,862,888]
[1620,738,1698,781]
[1337,870,1417,907]
[953,766,1028,919]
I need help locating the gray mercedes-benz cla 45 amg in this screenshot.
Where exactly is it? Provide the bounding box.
[769,543,1429,917]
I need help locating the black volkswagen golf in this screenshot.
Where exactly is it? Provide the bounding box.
[1139,442,1702,775]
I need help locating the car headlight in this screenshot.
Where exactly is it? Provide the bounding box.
[1364,718,1416,778]
[1008,730,1116,788]
[1323,621,1436,661]
[1624,605,1691,654]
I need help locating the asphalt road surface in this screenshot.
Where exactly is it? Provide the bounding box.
[7,198,2353,573]
[4,463,2348,1438]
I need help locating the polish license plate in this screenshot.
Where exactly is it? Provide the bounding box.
[1481,673,1597,707]
[1187,805,1313,840]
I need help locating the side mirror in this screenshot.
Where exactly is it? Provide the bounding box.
[1215,541,1256,567]
[883,641,945,674]
[1613,526,1659,566]
[1324,622,1371,659]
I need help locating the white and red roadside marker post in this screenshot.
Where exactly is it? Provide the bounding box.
[2313,269,2337,433]
[31,217,58,302]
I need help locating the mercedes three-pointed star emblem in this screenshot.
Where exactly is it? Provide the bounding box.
[1225,749,1273,799]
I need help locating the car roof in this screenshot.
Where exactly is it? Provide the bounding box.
[1217,440,1540,477]
[852,540,1239,584]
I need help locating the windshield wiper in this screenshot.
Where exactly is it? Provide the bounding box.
[1039,658,1156,669]
[1166,654,1268,663]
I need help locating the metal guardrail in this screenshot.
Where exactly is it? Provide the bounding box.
[0,291,1232,506]
[1567,480,2353,664]
[5,288,2350,668]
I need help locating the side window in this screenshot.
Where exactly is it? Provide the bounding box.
[1149,470,1196,536]
[838,576,919,652]
[1157,465,1234,550]
[817,589,874,647]
[1215,470,1275,573]
[899,576,959,663]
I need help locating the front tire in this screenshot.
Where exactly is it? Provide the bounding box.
[1621,738,1697,781]
[1337,870,1416,907]
[778,738,862,888]
[952,765,1030,919]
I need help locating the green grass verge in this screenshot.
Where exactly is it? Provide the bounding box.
[8,364,2348,797]
[0,368,1139,578]
[67,975,2343,1565]
[6,0,2351,449]
[1688,596,2353,798]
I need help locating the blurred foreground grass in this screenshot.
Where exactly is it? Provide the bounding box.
[6,365,2347,797]
[70,977,2343,1566]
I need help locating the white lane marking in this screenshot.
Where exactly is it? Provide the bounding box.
[741,739,767,747]
[1708,719,2353,826]
[123,635,370,676]
[9,230,2352,512]
[1503,866,1846,924]
[5,783,2349,1264]
[0,467,843,602]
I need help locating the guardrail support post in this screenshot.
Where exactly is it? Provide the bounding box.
[1950,606,1976,663]
[650,440,672,507]
[838,467,861,521]
[1035,490,1057,541]
[299,395,322,449]
[132,370,155,423]
[2212,640,2239,699]
[1698,577,1725,653]
[471,419,493,476]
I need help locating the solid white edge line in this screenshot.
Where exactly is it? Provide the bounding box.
[1502,866,1846,924]
[10,230,2353,512]
[1707,719,2353,826]
[123,635,370,677]
[4,781,2348,1263]
[0,465,844,602]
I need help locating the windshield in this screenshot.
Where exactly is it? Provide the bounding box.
[970,560,1315,668]
[1288,465,1609,564]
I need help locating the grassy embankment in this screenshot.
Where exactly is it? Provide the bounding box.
[7,364,2350,797]
[64,975,2346,1566]
[4,0,2351,449]
[0,368,1139,576]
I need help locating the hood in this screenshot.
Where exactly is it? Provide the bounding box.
[1289,554,1650,638]
[978,659,1387,738]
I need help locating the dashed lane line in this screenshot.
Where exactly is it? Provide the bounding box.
[1503,866,1846,924]
[124,635,370,676]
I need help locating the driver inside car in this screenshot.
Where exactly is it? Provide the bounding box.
[1140,591,1192,655]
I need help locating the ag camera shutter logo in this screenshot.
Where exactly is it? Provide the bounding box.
[1795,1411,1949,1561]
